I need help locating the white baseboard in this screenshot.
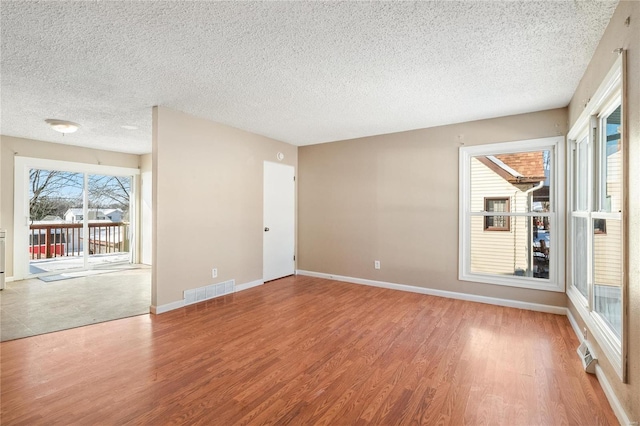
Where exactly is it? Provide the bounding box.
[566,311,635,426]
[566,307,584,343]
[6,276,14,283]
[596,365,635,426]
[235,279,263,292]
[150,299,185,315]
[296,270,567,315]
[151,278,264,315]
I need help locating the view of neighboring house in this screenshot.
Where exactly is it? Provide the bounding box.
[593,147,622,286]
[593,143,623,334]
[470,151,549,278]
[64,208,107,223]
[102,208,124,222]
[64,208,124,223]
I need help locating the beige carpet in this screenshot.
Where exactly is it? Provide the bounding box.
[0,266,151,342]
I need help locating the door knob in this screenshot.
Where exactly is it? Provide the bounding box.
[264,227,270,232]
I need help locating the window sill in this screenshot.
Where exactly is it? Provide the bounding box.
[459,271,564,292]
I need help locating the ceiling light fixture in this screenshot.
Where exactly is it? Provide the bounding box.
[45,119,80,134]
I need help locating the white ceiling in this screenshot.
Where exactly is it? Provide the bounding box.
[1,1,618,155]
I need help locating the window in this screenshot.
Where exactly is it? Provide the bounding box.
[459,136,564,292]
[484,198,510,231]
[593,218,607,234]
[567,54,626,380]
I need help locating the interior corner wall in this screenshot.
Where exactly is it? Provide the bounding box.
[298,108,568,307]
[0,135,140,279]
[567,1,639,422]
[151,106,298,307]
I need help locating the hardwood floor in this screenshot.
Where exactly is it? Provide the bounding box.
[0,275,617,425]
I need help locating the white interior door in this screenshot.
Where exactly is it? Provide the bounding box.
[263,161,295,282]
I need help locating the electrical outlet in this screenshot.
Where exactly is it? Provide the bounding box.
[374,260,380,270]
[583,327,588,340]
[212,268,218,278]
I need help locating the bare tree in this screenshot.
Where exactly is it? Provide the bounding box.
[88,175,130,211]
[29,170,82,221]
[29,170,131,221]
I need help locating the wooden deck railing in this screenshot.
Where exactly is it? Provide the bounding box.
[29,222,129,260]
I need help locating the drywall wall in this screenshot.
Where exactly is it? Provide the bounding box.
[0,135,140,278]
[298,108,567,307]
[152,106,297,307]
[567,1,639,422]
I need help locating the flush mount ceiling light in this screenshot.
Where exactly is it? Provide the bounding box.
[45,119,80,134]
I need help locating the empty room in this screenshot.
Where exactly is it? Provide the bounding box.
[1,1,638,425]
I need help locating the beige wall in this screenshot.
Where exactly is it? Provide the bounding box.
[567,1,639,421]
[0,135,140,278]
[298,108,567,307]
[152,106,297,307]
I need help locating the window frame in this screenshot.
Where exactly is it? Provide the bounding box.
[566,53,627,381]
[459,136,565,292]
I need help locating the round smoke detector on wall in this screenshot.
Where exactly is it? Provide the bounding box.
[276,152,284,161]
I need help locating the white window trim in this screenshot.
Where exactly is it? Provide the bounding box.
[459,136,565,292]
[13,156,140,280]
[566,54,625,380]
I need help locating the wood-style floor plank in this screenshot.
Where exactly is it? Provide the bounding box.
[1,275,618,425]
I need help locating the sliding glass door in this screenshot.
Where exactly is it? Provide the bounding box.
[87,174,132,268]
[14,157,139,280]
[28,169,84,274]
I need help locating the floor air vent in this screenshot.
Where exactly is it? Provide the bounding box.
[184,279,235,305]
[577,341,597,374]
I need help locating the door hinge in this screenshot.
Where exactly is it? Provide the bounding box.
[293,176,296,181]
[293,255,296,261]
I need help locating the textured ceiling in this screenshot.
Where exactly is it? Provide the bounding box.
[1,1,618,154]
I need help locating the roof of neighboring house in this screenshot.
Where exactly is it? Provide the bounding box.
[40,215,63,222]
[65,208,106,216]
[102,208,123,215]
[478,152,546,185]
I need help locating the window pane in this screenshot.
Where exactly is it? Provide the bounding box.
[29,169,83,222]
[572,216,588,298]
[593,218,622,338]
[532,216,550,279]
[470,215,549,280]
[87,174,132,266]
[471,151,550,214]
[28,169,83,271]
[602,106,622,213]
